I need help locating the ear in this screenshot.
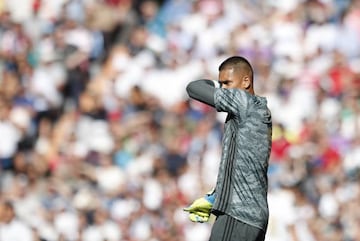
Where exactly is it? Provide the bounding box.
[242,76,251,89]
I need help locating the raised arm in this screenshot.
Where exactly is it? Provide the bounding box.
[186,79,216,107]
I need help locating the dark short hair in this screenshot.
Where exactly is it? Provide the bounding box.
[2,200,14,210]
[218,56,253,81]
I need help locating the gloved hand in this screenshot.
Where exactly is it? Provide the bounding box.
[188,211,211,223]
[183,189,215,223]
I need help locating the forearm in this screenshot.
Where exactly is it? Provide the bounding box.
[186,79,216,107]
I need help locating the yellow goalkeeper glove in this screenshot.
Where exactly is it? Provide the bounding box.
[188,212,210,223]
[183,189,215,223]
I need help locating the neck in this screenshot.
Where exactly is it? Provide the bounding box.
[246,88,255,95]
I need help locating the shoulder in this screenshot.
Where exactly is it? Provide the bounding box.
[215,88,251,101]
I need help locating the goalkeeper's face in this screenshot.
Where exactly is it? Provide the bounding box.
[218,67,252,93]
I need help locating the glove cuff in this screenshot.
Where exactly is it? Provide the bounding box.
[204,189,216,204]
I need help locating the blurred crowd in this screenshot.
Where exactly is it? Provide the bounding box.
[0,0,359,240]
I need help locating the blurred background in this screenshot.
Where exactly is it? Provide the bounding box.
[0,0,359,240]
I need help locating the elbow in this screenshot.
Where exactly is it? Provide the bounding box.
[186,82,194,97]
[186,79,205,97]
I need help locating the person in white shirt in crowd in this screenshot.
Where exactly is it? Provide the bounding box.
[0,200,33,241]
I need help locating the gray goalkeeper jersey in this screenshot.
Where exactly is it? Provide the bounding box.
[212,88,272,231]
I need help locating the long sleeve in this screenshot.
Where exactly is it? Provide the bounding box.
[186,79,216,107]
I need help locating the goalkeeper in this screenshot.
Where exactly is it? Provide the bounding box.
[184,56,272,241]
